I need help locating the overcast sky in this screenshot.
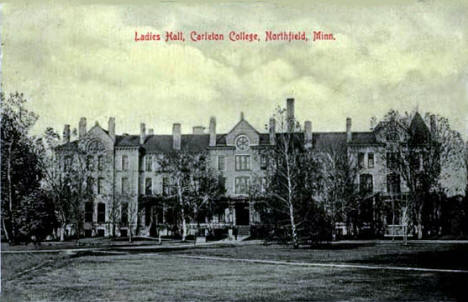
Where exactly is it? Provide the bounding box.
[2,0,468,138]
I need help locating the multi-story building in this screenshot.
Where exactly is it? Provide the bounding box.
[56,98,462,238]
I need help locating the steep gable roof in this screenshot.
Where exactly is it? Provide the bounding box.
[409,112,431,144]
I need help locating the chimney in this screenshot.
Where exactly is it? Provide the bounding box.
[173,123,181,150]
[287,98,295,132]
[79,117,87,139]
[430,114,437,140]
[193,126,205,135]
[346,117,352,143]
[148,128,154,135]
[370,116,377,131]
[304,120,312,149]
[63,124,70,144]
[209,117,216,147]
[140,123,146,145]
[269,118,276,145]
[108,117,115,140]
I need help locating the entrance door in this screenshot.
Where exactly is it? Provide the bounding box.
[235,202,250,225]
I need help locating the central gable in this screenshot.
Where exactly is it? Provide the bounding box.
[225,118,260,146]
[80,123,115,151]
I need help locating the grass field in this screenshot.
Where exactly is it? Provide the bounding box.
[2,242,468,301]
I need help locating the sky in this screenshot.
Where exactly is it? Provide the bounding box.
[2,0,468,139]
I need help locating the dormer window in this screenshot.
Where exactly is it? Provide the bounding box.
[386,131,399,142]
[235,135,250,151]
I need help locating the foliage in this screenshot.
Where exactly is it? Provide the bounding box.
[16,191,58,244]
[36,127,98,240]
[259,106,331,248]
[157,150,225,240]
[379,110,465,239]
[1,92,43,243]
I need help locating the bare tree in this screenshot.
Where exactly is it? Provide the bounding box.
[379,110,465,239]
[157,150,224,241]
[37,128,97,241]
[261,106,324,248]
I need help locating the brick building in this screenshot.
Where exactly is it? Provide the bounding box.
[56,98,462,238]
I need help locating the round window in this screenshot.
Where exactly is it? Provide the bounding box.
[235,135,250,151]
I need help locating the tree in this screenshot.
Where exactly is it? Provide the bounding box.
[1,92,43,243]
[127,198,140,242]
[318,135,361,238]
[36,128,97,241]
[261,106,324,248]
[158,150,224,241]
[188,155,225,231]
[16,191,57,245]
[379,110,465,239]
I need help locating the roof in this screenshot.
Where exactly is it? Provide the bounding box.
[409,112,431,144]
[57,130,378,152]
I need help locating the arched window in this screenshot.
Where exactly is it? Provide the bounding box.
[97,155,104,171]
[87,140,104,152]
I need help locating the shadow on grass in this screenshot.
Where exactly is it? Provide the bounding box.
[349,245,468,270]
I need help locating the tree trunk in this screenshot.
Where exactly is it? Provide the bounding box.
[181,208,187,241]
[417,203,423,240]
[2,217,11,242]
[129,224,133,242]
[60,224,65,241]
[289,202,298,249]
[177,178,187,241]
[285,152,298,249]
[7,142,15,241]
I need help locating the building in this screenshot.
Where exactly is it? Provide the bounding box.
[55,98,464,238]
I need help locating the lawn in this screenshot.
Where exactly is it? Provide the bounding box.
[1,242,468,301]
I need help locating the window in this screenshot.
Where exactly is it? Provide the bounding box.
[386,152,398,171]
[368,153,374,168]
[235,135,250,151]
[218,175,226,189]
[260,154,268,170]
[122,155,129,171]
[97,177,105,194]
[64,155,73,171]
[121,203,128,226]
[410,152,424,172]
[121,177,129,194]
[218,155,225,171]
[162,177,170,196]
[97,155,104,171]
[235,155,251,171]
[387,173,401,194]
[358,152,365,169]
[85,202,93,223]
[235,176,250,195]
[386,131,399,141]
[97,203,106,223]
[87,155,94,170]
[87,177,95,194]
[359,174,373,193]
[145,155,152,172]
[145,178,152,195]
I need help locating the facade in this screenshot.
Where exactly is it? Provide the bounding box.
[56,98,461,238]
